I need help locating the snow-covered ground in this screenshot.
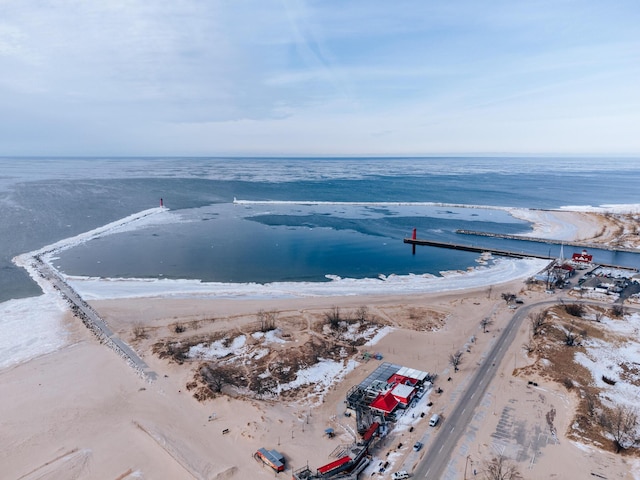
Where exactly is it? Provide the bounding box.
[575,312,640,408]
[5,203,627,372]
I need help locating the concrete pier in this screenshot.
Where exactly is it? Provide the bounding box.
[403,238,552,260]
[403,237,638,271]
[455,229,640,254]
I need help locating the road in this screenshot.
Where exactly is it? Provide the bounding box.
[414,300,555,479]
[414,293,640,479]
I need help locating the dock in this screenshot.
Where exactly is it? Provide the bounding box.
[403,237,638,271]
[455,229,640,254]
[403,238,553,260]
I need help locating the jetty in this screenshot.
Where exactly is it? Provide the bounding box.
[404,236,638,271]
[403,238,553,260]
[32,255,158,381]
[17,206,167,382]
[456,229,640,254]
[33,255,157,381]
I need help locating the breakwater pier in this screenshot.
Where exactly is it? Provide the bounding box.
[403,238,554,260]
[33,254,158,381]
[456,229,640,254]
[403,236,639,271]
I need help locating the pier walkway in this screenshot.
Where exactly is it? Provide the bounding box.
[403,238,553,260]
[404,237,637,270]
[456,229,640,253]
[33,254,158,381]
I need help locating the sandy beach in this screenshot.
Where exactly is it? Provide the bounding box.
[2,207,640,480]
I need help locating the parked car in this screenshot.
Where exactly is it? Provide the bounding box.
[413,441,423,451]
[392,471,410,480]
[429,413,440,427]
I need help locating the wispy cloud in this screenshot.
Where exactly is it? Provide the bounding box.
[0,0,639,155]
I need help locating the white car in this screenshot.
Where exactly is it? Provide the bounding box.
[392,471,410,480]
[429,413,440,427]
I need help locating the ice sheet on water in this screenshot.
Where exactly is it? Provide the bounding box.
[66,257,548,300]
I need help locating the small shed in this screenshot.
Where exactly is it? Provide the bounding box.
[255,448,285,472]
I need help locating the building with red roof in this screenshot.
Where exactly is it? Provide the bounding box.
[369,391,400,415]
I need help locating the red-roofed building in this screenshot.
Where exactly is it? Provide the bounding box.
[572,250,593,264]
[391,383,416,406]
[370,391,400,415]
[387,373,417,387]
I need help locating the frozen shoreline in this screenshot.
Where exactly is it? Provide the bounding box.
[4,203,640,480]
[2,203,633,370]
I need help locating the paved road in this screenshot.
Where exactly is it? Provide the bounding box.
[35,256,157,381]
[414,294,640,479]
[414,300,556,479]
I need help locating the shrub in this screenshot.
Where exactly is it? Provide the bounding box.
[563,303,585,317]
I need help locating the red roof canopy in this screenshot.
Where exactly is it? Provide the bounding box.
[387,374,417,386]
[370,391,400,414]
[362,421,380,442]
[317,456,351,475]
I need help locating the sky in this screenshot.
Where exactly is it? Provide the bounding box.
[1,0,639,156]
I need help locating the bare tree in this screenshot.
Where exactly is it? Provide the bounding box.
[522,336,536,354]
[480,317,493,333]
[563,319,586,347]
[251,374,277,398]
[563,302,585,318]
[199,364,237,394]
[257,309,278,332]
[599,404,640,453]
[483,454,523,480]
[354,305,370,322]
[501,292,516,304]
[610,304,626,318]
[529,310,549,337]
[449,351,463,372]
[324,306,343,330]
[132,323,148,340]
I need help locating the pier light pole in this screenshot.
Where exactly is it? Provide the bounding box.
[465,454,470,479]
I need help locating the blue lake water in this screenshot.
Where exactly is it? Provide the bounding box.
[2,157,640,303]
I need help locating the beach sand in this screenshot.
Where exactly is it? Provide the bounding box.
[2,209,639,479]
